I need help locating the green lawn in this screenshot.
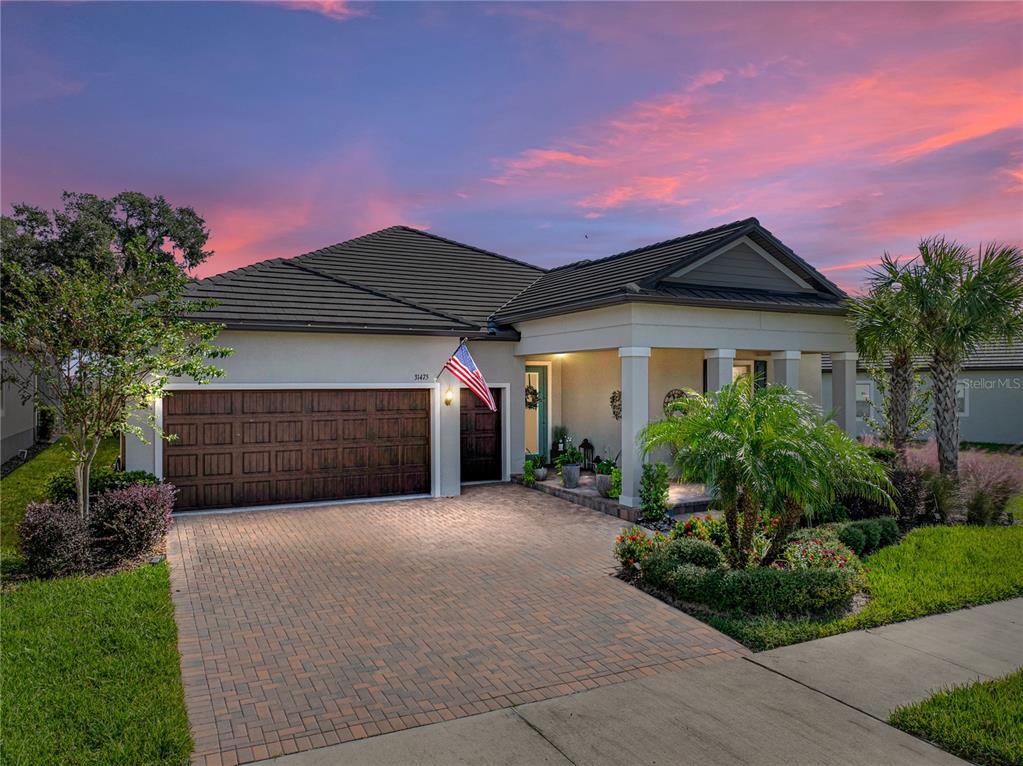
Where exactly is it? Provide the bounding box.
[889,669,1023,766]
[1,562,192,765]
[695,526,1023,651]
[1,436,119,558]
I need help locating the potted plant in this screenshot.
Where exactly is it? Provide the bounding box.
[556,444,584,488]
[595,459,616,497]
[534,464,548,482]
[551,425,569,461]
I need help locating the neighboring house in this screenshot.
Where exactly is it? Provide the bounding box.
[822,342,1023,446]
[0,348,38,463]
[126,218,860,511]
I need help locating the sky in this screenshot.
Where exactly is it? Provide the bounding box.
[2,1,1021,291]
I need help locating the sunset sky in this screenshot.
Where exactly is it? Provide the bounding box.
[2,1,1021,291]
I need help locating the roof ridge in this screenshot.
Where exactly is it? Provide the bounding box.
[549,217,758,272]
[488,269,552,320]
[393,226,547,273]
[283,260,476,329]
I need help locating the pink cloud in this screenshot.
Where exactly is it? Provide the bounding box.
[266,1,368,22]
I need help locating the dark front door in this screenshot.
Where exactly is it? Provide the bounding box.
[460,387,502,482]
[163,388,431,511]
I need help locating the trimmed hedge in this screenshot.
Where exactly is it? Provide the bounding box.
[838,517,900,556]
[641,538,724,587]
[89,484,176,566]
[667,564,861,616]
[44,468,159,503]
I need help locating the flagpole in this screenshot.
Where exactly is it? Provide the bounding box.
[435,337,468,381]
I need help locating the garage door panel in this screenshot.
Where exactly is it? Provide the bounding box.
[165,388,430,511]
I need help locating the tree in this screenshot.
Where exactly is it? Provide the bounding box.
[871,239,1023,478]
[1,191,212,277]
[862,362,930,447]
[1,239,229,519]
[639,378,892,568]
[848,279,921,463]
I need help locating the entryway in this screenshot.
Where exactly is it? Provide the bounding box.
[459,387,502,482]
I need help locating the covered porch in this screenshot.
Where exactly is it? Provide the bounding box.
[516,302,858,508]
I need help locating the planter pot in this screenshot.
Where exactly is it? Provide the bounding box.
[534,466,548,482]
[562,463,581,488]
[595,473,613,498]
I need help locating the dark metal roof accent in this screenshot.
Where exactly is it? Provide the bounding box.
[493,218,847,323]
[821,341,1023,372]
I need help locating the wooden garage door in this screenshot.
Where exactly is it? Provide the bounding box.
[163,389,430,511]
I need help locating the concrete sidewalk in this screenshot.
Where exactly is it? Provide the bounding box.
[253,600,1023,765]
[752,598,1023,718]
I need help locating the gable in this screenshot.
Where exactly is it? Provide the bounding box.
[661,236,814,293]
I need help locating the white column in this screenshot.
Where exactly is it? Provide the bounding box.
[771,350,801,389]
[831,352,858,434]
[704,348,735,392]
[619,346,650,508]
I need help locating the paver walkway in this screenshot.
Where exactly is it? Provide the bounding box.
[258,598,1022,765]
[168,484,746,766]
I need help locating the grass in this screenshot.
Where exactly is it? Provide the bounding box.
[1,436,119,558]
[889,669,1023,766]
[693,525,1023,651]
[0,562,192,765]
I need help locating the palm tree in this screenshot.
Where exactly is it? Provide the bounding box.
[640,378,892,568]
[848,277,919,464]
[871,239,1023,478]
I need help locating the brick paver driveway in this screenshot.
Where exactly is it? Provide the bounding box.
[169,484,747,765]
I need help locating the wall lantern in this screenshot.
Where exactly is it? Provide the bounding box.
[444,388,455,406]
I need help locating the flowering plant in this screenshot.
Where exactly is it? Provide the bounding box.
[670,514,727,547]
[613,525,665,569]
[781,537,860,572]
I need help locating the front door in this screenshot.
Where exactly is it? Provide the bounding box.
[460,388,502,482]
[524,365,548,461]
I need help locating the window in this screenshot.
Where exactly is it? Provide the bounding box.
[855,382,872,420]
[956,381,969,416]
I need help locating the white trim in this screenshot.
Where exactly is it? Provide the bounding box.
[704,348,736,360]
[855,380,873,422]
[832,352,859,362]
[173,493,432,517]
[771,350,802,361]
[956,380,970,417]
[618,346,652,358]
[154,397,164,481]
[432,382,441,497]
[525,361,553,461]
[667,235,813,290]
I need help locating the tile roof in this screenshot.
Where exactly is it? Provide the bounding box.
[821,340,1023,372]
[187,226,543,337]
[492,218,846,322]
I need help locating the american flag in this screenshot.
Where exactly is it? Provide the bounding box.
[444,342,497,412]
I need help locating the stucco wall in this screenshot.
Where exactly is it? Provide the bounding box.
[1,353,36,463]
[822,369,1023,445]
[559,349,621,461]
[125,331,524,499]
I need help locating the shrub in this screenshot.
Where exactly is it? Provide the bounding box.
[639,463,670,523]
[613,525,660,570]
[609,467,622,500]
[788,525,842,545]
[595,459,615,476]
[641,538,724,587]
[89,484,176,565]
[18,501,91,578]
[838,524,867,555]
[864,445,898,464]
[36,408,54,442]
[45,468,159,503]
[671,514,728,547]
[522,459,536,487]
[669,564,860,615]
[782,537,860,572]
[959,450,1023,525]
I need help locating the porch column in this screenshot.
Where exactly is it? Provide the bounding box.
[831,352,858,434]
[619,346,650,508]
[771,350,801,389]
[704,348,735,392]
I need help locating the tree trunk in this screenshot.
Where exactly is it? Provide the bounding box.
[75,460,92,520]
[930,353,961,479]
[761,498,805,566]
[722,502,741,569]
[888,350,913,465]
[736,491,759,569]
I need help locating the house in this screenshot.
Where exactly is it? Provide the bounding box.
[821,341,1023,446]
[126,218,860,511]
[1,349,39,463]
